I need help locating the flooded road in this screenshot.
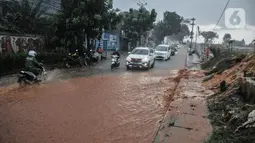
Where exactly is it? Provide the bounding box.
[0,47,193,143]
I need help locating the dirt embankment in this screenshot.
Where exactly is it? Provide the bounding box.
[202,54,255,143]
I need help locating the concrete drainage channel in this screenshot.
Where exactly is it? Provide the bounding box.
[152,69,187,142]
[153,69,213,143]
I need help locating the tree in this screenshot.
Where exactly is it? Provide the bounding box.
[55,0,122,52]
[152,21,165,44]
[121,7,157,47]
[152,11,183,44]
[223,33,231,43]
[0,0,49,34]
[163,11,182,35]
[200,31,219,43]
[172,24,190,42]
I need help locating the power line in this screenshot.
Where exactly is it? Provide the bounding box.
[213,0,230,31]
[130,0,147,8]
[137,0,147,7]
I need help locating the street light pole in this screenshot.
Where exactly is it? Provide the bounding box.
[190,18,195,50]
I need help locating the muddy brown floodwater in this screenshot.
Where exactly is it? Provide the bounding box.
[0,71,178,143]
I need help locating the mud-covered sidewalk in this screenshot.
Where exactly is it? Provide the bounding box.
[154,70,214,143]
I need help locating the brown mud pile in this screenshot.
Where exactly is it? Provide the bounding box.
[203,54,255,143]
[203,54,255,90]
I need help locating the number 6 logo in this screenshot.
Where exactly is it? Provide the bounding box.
[225,8,246,29]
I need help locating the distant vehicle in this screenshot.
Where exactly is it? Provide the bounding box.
[126,47,155,70]
[171,44,178,56]
[155,44,171,60]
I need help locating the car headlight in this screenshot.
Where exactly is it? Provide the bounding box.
[142,58,149,62]
[126,57,131,62]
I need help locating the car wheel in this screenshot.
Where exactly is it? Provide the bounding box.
[126,66,130,70]
[146,62,151,70]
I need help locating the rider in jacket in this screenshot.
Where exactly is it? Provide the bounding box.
[25,50,42,77]
[111,48,120,61]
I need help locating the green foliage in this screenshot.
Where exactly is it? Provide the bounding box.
[223,33,231,43]
[121,7,157,47]
[201,31,219,43]
[0,0,49,34]
[0,52,64,75]
[55,0,122,51]
[152,11,185,44]
[220,80,227,92]
[170,24,190,42]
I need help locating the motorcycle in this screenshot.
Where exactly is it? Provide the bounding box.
[83,52,91,66]
[63,49,82,68]
[111,55,120,69]
[90,50,99,63]
[17,63,47,86]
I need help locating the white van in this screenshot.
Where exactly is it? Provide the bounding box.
[155,44,171,60]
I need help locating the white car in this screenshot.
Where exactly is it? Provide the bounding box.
[155,44,171,60]
[126,47,155,70]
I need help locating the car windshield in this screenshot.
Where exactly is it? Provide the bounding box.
[131,49,149,55]
[156,46,168,51]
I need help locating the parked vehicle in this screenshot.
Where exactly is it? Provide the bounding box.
[126,47,155,70]
[17,63,47,86]
[111,55,120,69]
[155,44,171,60]
[63,49,82,68]
[89,50,99,63]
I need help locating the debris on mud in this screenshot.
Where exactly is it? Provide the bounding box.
[203,53,255,143]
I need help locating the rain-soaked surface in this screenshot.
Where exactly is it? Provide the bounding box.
[0,73,178,143]
[0,46,196,143]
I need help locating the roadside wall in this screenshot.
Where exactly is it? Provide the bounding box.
[0,32,44,54]
[240,77,255,104]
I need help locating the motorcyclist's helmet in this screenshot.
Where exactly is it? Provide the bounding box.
[28,50,37,57]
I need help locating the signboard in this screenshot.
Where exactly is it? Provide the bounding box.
[110,35,116,42]
[103,33,110,40]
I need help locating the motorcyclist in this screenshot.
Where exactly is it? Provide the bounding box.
[25,50,42,78]
[111,48,120,61]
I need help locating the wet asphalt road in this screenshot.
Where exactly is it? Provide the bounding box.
[62,45,191,78]
[0,46,199,143]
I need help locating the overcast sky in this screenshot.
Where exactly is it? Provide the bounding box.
[113,0,255,43]
[113,0,255,26]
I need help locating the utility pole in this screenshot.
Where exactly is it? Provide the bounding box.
[190,18,195,50]
[194,26,200,52]
[137,0,147,8]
